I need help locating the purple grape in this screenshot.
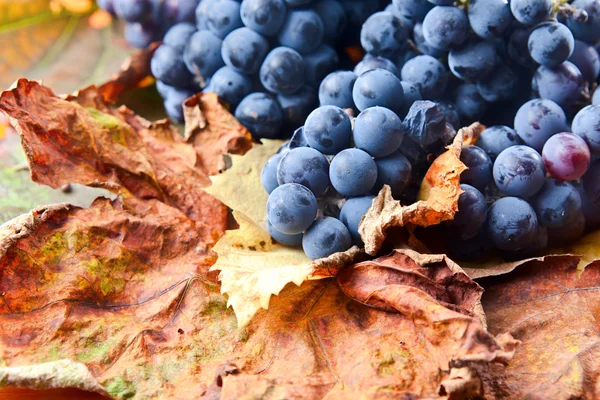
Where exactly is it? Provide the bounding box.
[446,184,488,240]
[514,99,568,152]
[533,61,584,108]
[476,125,522,159]
[542,132,591,180]
[487,196,539,251]
[532,178,582,229]
[493,145,546,197]
[460,145,493,192]
[572,105,600,155]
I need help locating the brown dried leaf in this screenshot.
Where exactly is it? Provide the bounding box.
[360,123,484,255]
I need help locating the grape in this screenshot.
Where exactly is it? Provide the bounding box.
[304,105,352,154]
[454,84,488,121]
[403,100,448,149]
[206,0,243,39]
[446,184,487,240]
[422,6,468,51]
[476,63,518,102]
[163,0,198,24]
[313,0,347,42]
[221,28,270,75]
[235,92,283,139]
[514,99,568,151]
[163,23,197,52]
[547,210,585,245]
[277,9,324,55]
[352,68,404,115]
[567,0,600,43]
[163,87,195,123]
[330,148,378,196]
[240,0,287,36]
[151,44,194,88]
[508,26,537,68]
[528,22,575,67]
[493,145,546,197]
[595,89,600,105]
[289,126,308,149]
[486,197,539,251]
[267,220,302,246]
[318,71,357,110]
[196,0,220,30]
[392,0,432,21]
[448,40,496,81]
[354,56,400,78]
[401,55,448,99]
[506,225,548,259]
[339,195,375,243]
[468,0,513,39]
[206,66,252,107]
[277,87,318,130]
[510,0,552,26]
[303,45,339,86]
[460,145,493,192]
[353,107,405,158]
[577,182,600,229]
[260,47,305,95]
[435,101,460,130]
[360,12,407,59]
[114,0,151,22]
[277,147,330,197]
[372,151,412,197]
[413,22,447,58]
[584,161,600,208]
[387,5,416,31]
[476,125,522,159]
[572,105,600,155]
[184,30,224,82]
[267,183,317,234]
[542,132,591,180]
[399,81,423,118]
[262,153,284,193]
[533,62,584,108]
[124,22,161,49]
[568,40,600,82]
[532,178,582,228]
[302,217,352,260]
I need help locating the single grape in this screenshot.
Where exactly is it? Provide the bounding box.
[476,63,518,102]
[303,45,339,86]
[514,98,568,151]
[184,30,224,82]
[510,0,552,25]
[493,146,546,197]
[236,92,283,139]
[567,0,600,43]
[454,84,488,121]
[542,132,591,180]
[240,0,287,36]
[277,147,330,197]
[413,22,447,58]
[460,145,493,192]
[476,125,522,159]
[151,44,194,88]
[435,101,460,130]
[446,184,488,240]
[401,55,448,99]
[372,151,412,197]
[267,183,317,234]
[206,0,243,39]
[260,47,305,95]
[330,148,378,197]
[532,178,582,228]
[352,68,404,114]
[262,153,284,193]
[533,61,584,108]
[196,0,220,30]
[354,56,400,78]
[572,105,600,154]
[221,28,270,75]
[487,197,539,251]
[163,23,197,52]
[360,12,407,59]
[267,220,302,247]
[277,87,318,130]
[277,9,324,55]
[303,105,352,154]
[206,66,252,107]
[422,6,468,51]
[318,70,357,110]
[313,0,347,42]
[339,195,375,243]
[448,40,497,81]
[547,211,585,245]
[568,40,600,82]
[302,217,352,260]
[528,22,575,67]
[403,100,448,149]
[353,107,405,158]
[468,0,513,39]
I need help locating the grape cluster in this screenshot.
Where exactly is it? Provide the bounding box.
[262,0,600,260]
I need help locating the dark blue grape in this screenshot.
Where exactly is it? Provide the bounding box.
[206,66,252,107]
[206,0,243,39]
[487,196,539,251]
[392,0,432,21]
[510,0,552,25]
[528,22,575,67]
[387,4,416,31]
[583,161,600,210]
[567,0,600,43]
[514,99,568,151]
[314,0,347,42]
[163,23,197,52]
[267,183,317,234]
[339,196,375,243]
[400,55,448,99]
[568,40,600,82]
[476,125,522,159]
[372,151,412,197]
[354,56,400,78]
[572,105,600,155]
[184,30,224,83]
[493,145,546,197]
[532,178,582,228]
[448,40,496,81]
[124,22,161,48]
[454,84,488,121]
[547,210,585,245]
[277,87,318,130]
[277,147,330,197]
[422,6,468,51]
[196,0,220,30]
[235,92,283,139]
[435,101,460,130]
[399,81,423,118]
[533,61,584,108]
[302,217,352,260]
[267,220,302,246]
[413,22,447,58]
[446,184,488,240]
[303,105,352,154]
[151,44,194,88]
[460,145,493,192]
[476,63,518,102]
[330,148,378,196]
[360,11,407,59]
[163,87,195,123]
[262,153,284,193]
[240,0,287,36]
[403,100,448,149]
[115,0,151,22]
[468,0,513,39]
[303,45,339,86]
[318,70,357,109]
[221,28,269,75]
[353,107,405,158]
[260,47,305,95]
[352,68,404,114]
[277,9,324,55]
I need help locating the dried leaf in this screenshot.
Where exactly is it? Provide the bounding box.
[360,123,484,255]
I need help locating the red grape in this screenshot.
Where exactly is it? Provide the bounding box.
[542,132,591,180]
